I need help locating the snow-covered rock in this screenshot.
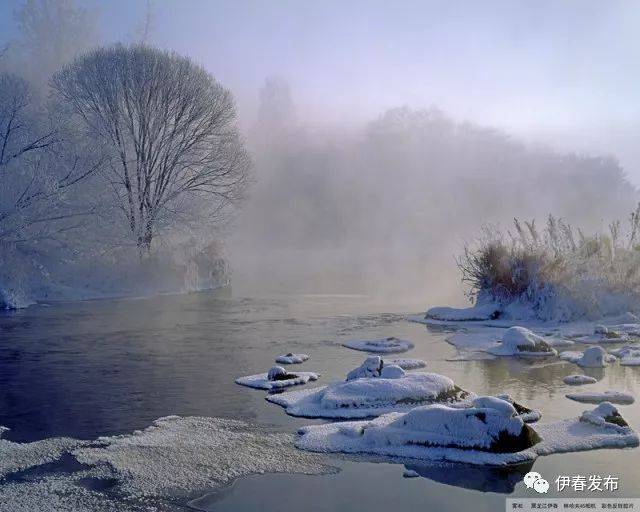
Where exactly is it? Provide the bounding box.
[346,356,383,381]
[610,346,640,366]
[267,372,467,419]
[563,374,598,385]
[235,368,319,390]
[345,356,423,381]
[425,303,501,322]
[342,337,414,354]
[275,353,309,364]
[295,401,638,466]
[580,402,631,428]
[268,366,287,380]
[566,391,634,405]
[560,346,616,368]
[403,469,420,478]
[487,326,557,357]
[494,394,542,423]
[380,365,405,379]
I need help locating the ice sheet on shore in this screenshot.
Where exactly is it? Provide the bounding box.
[342,337,414,354]
[73,416,334,501]
[275,353,309,364]
[266,372,467,419]
[0,417,335,511]
[566,390,634,404]
[425,303,502,322]
[610,346,640,366]
[563,374,598,385]
[296,400,638,466]
[560,346,616,368]
[235,367,319,390]
[0,428,88,479]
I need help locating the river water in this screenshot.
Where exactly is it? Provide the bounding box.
[0,291,638,511]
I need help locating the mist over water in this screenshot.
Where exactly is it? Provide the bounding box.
[229,100,637,309]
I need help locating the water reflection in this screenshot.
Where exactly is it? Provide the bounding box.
[403,460,534,493]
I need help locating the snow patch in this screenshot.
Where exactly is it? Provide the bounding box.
[235,368,319,390]
[387,358,427,370]
[73,416,333,501]
[563,375,598,386]
[566,391,634,405]
[275,353,309,364]
[342,337,414,354]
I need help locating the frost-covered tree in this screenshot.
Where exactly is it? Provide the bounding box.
[0,72,99,244]
[52,45,252,254]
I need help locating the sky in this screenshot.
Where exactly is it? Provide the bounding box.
[2,0,639,183]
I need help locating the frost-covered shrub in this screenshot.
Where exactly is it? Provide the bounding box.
[458,206,640,321]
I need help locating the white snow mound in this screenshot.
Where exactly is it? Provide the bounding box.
[275,353,309,364]
[267,372,464,419]
[235,368,319,390]
[560,346,615,368]
[487,326,557,357]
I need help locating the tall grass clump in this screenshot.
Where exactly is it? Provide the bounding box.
[458,204,640,321]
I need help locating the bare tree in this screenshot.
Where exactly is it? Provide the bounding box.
[0,72,100,243]
[52,45,252,254]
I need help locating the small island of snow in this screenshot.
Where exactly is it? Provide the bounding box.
[235,366,319,390]
[275,353,310,364]
[487,327,557,357]
[560,346,616,368]
[566,390,634,405]
[342,337,414,354]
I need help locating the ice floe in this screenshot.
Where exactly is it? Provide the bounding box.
[275,353,309,364]
[425,303,502,322]
[342,337,414,354]
[235,366,319,390]
[387,358,427,370]
[610,346,640,366]
[296,399,638,466]
[566,391,635,405]
[563,374,598,385]
[487,327,557,357]
[266,371,468,419]
[560,346,616,368]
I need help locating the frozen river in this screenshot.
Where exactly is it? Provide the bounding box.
[0,292,638,511]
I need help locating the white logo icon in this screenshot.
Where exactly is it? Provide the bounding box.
[524,471,548,493]
[533,478,550,494]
